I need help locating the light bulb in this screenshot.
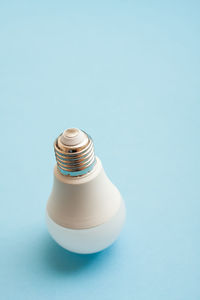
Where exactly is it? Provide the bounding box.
[46,128,126,254]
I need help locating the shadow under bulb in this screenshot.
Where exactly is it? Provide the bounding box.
[46,128,126,254]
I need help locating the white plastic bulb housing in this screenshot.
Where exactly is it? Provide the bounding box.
[46,128,126,254]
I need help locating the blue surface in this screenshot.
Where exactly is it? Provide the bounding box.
[0,1,200,299]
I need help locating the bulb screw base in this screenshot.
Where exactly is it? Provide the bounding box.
[54,128,96,177]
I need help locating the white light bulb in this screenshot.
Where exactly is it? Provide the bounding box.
[46,128,126,254]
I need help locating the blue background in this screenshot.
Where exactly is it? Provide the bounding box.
[0,1,200,299]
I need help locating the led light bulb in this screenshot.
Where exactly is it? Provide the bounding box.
[46,128,126,254]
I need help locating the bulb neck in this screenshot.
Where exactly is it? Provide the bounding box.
[47,157,122,229]
[54,130,96,177]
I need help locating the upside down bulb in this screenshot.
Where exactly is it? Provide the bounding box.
[46,128,126,254]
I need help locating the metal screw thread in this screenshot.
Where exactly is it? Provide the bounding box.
[54,130,96,177]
